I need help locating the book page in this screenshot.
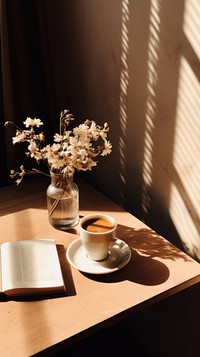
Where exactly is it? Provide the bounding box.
[1,240,64,293]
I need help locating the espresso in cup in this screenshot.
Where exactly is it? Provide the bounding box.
[82,217,114,233]
[80,214,117,261]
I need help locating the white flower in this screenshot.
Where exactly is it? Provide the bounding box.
[101,140,112,156]
[51,158,65,170]
[28,141,37,152]
[88,121,100,140]
[27,141,42,161]
[33,151,43,161]
[54,133,63,142]
[100,126,109,141]
[12,131,27,144]
[23,117,44,128]
[36,133,45,141]
[51,143,61,152]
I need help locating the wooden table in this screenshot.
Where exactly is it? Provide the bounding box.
[1,177,200,356]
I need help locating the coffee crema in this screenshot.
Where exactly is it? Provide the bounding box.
[82,217,114,233]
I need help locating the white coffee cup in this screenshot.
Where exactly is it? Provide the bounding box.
[79,213,117,261]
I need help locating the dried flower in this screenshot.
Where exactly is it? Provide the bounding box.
[5,109,112,184]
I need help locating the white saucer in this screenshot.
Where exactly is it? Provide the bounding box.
[66,238,131,275]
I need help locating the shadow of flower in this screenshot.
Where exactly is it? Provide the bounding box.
[116,224,189,262]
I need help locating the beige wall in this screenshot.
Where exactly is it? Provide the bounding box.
[45,0,200,261]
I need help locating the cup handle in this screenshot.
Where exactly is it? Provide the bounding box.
[109,237,123,248]
[109,237,124,249]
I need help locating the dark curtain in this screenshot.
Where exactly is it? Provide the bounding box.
[0,0,87,187]
[0,0,59,186]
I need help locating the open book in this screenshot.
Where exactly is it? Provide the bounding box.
[0,240,66,297]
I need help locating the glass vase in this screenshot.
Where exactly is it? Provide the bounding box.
[47,172,79,230]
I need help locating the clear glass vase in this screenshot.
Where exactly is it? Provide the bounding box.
[47,172,79,230]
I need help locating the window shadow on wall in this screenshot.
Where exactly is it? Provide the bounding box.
[117,0,200,261]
